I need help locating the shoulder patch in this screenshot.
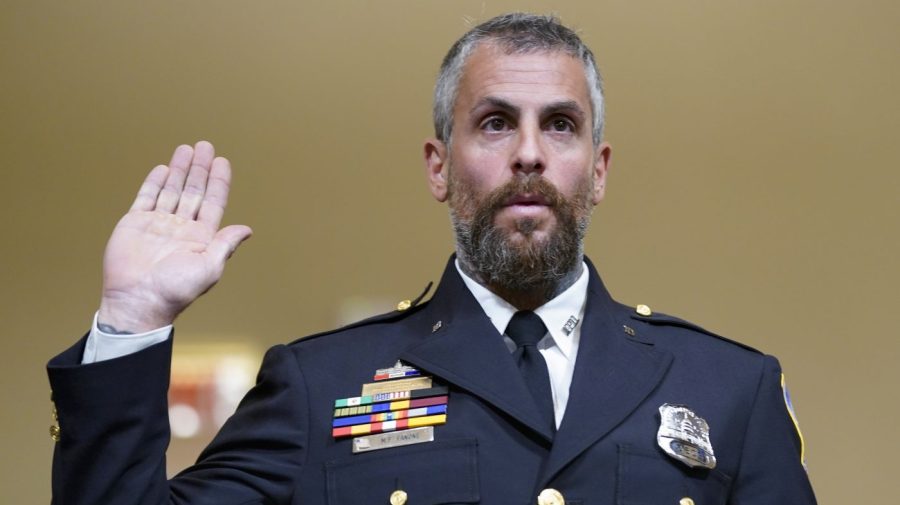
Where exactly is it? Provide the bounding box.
[781,373,808,470]
[287,282,433,346]
[630,309,762,354]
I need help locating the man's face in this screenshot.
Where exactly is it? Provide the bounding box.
[425,43,611,288]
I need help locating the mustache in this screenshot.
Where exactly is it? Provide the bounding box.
[481,174,566,215]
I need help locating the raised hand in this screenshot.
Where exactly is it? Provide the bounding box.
[97,141,252,333]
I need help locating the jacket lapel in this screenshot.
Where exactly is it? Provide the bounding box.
[400,258,555,443]
[539,262,673,485]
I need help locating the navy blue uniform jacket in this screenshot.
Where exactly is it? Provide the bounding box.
[47,257,816,504]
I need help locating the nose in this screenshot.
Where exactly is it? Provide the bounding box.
[512,124,545,175]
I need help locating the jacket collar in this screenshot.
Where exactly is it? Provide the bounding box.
[400,256,673,466]
[401,256,555,441]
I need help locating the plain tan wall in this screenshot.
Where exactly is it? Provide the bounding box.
[2,1,898,503]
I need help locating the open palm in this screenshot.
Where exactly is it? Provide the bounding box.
[98,141,252,332]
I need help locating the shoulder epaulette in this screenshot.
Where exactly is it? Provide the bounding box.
[627,303,762,355]
[288,282,433,345]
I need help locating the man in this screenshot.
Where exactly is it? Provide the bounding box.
[48,13,816,505]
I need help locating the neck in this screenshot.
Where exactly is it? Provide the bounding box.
[458,255,584,311]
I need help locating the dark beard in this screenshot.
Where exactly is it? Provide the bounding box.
[450,173,592,297]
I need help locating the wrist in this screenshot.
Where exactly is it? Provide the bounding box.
[98,294,176,334]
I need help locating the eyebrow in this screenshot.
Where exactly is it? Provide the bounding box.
[470,96,519,116]
[542,100,587,123]
[470,96,587,123]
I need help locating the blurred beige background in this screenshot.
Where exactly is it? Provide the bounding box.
[2,0,898,503]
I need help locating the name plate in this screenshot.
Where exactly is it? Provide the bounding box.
[361,376,433,395]
[352,426,434,454]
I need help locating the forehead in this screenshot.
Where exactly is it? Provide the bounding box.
[455,43,591,115]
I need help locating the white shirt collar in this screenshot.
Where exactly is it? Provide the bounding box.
[454,259,590,360]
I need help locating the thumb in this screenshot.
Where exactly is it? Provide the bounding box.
[208,225,253,264]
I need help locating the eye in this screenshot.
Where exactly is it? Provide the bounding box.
[481,117,509,132]
[549,118,575,133]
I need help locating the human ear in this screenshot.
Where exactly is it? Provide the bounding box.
[592,141,612,205]
[424,139,449,202]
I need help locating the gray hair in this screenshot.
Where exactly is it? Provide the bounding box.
[433,13,605,145]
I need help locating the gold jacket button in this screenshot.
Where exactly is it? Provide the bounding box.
[49,424,61,442]
[396,299,412,311]
[389,489,407,505]
[537,488,565,505]
[636,304,652,316]
[680,498,695,505]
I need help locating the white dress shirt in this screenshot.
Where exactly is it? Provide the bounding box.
[82,312,171,364]
[455,261,589,428]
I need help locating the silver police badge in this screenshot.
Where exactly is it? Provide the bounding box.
[657,403,717,470]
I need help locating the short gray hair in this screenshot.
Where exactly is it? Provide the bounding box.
[433,13,605,145]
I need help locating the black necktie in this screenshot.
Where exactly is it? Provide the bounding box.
[506,311,555,433]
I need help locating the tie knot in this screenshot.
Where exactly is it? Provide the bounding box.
[506,311,547,347]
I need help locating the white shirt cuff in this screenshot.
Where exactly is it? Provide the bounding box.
[82,311,173,364]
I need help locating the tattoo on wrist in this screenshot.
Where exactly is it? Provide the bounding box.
[97,323,135,335]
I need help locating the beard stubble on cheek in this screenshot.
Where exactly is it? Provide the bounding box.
[449,171,594,292]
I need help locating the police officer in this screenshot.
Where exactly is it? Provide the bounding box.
[48,13,816,505]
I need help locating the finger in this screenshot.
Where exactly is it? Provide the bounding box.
[154,144,195,213]
[207,224,253,266]
[175,141,216,220]
[197,156,232,229]
[129,165,170,212]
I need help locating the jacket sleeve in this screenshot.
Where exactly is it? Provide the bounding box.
[47,335,308,505]
[728,355,817,504]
